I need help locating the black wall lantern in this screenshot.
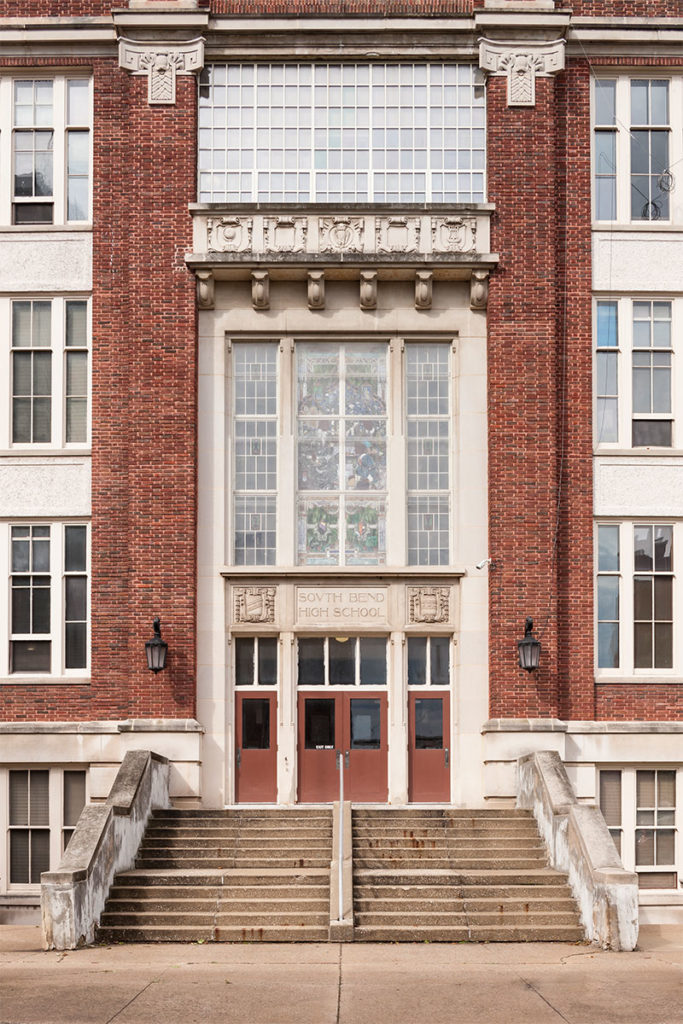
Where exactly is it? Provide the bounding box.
[518,616,541,672]
[145,617,168,673]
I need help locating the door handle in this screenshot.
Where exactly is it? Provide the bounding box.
[237,748,241,768]
[336,750,342,770]
[444,747,449,766]
[344,750,350,769]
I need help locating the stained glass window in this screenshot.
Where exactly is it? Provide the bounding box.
[297,343,387,565]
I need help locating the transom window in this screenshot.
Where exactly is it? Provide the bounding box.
[199,63,486,204]
[234,636,278,686]
[407,636,450,685]
[298,636,387,686]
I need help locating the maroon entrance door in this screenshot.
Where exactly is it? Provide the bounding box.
[408,692,450,802]
[235,692,277,802]
[298,691,388,802]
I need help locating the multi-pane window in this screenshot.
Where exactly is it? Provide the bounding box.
[599,767,679,889]
[634,524,673,670]
[597,525,620,669]
[7,297,90,448]
[297,342,387,566]
[232,344,277,566]
[8,523,89,675]
[593,77,675,223]
[199,63,486,204]
[406,345,450,565]
[594,297,676,449]
[235,637,278,686]
[298,637,387,686]
[407,636,450,685]
[62,770,86,852]
[632,301,672,447]
[7,77,91,225]
[11,300,51,444]
[9,770,49,885]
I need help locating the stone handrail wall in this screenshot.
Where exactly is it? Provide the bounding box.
[42,750,170,949]
[517,750,639,951]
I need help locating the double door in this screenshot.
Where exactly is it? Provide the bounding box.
[298,690,388,803]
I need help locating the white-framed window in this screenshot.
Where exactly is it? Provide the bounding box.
[594,297,679,449]
[199,63,486,204]
[297,636,387,686]
[2,521,89,677]
[599,767,681,891]
[228,337,455,568]
[0,75,91,226]
[234,636,278,686]
[595,521,675,674]
[592,76,683,224]
[3,767,87,889]
[4,296,90,449]
[407,636,451,686]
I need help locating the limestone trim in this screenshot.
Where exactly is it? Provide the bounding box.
[233,586,276,624]
[408,586,451,624]
[118,37,204,105]
[479,38,565,107]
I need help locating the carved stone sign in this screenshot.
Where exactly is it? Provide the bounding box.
[479,38,565,108]
[408,587,450,624]
[234,586,276,623]
[118,38,205,106]
[296,587,388,625]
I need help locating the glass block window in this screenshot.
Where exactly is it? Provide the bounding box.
[596,301,618,444]
[406,344,451,565]
[633,524,673,669]
[297,342,387,566]
[9,769,50,884]
[597,525,620,669]
[198,63,486,204]
[297,636,387,686]
[11,300,52,444]
[235,636,278,686]
[232,344,278,565]
[632,301,672,447]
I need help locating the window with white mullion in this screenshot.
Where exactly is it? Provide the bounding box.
[597,524,620,669]
[234,636,278,686]
[10,524,52,673]
[595,299,619,445]
[11,299,52,445]
[634,524,673,670]
[632,300,673,448]
[407,636,451,686]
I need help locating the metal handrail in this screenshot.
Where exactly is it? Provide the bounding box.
[337,749,344,922]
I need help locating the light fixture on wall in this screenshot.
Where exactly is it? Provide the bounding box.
[145,617,168,673]
[517,616,541,672]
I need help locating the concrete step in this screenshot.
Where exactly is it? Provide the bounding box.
[354,910,582,927]
[354,839,545,852]
[353,924,584,942]
[140,839,332,852]
[353,857,548,870]
[354,896,577,913]
[353,868,570,885]
[352,827,540,839]
[115,869,329,886]
[144,827,333,840]
[135,857,331,869]
[352,809,533,820]
[107,897,329,914]
[101,910,328,927]
[353,883,573,900]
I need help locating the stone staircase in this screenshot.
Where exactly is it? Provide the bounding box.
[352,808,584,942]
[96,808,332,942]
[96,806,584,944]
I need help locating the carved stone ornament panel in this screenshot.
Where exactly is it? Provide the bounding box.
[408,587,451,624]
[264,216,308,254]
[118,38,205,106]
[376,217,420,255]
[479,38,565,108]
[234,586,276,624]
[208,216,252,254]
[432,216,477,254]
[319,217,364,254]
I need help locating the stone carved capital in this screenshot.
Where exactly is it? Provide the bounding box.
[432,216,477,255]
[376,216,420,255]
[207,216,252,254]
[319,217,364,254]
[264,216,308,254]
[408,587,451,624]
[479,38,565,107]
[118,37,204,105]
[234,586,276,624]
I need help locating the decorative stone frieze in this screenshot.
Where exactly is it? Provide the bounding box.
[251,270,270,310]
[415,270,433,310]
[234,586,276,624]
[432,216,477,254]
[207,216,252,254]
[479,38,565,108]
[195,270,214,310]
[376,216,420,255]
[359,270,378,310]
[408,587,450,624]
[264,216,308,254]
[118,38,204,106]
[470,269,489,310]
[319,217,364,254]
[307,270,325,310]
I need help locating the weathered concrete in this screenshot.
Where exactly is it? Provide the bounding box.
[517,750,639,951]
[41,750,170,950]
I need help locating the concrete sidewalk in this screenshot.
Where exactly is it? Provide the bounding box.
[1,925,682,1024]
